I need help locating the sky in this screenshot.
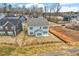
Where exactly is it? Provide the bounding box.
[18,3,79,12]
[0,0,60,3]
[60,3,79,12]
[0,0,79,3]
[0,0,79,12]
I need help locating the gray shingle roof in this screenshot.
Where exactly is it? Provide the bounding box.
[27,17,49,26]
[0,15,20,26]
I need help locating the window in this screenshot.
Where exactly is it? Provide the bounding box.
[8,31,13,35]
[43,27,48,29]
[30,32,33,34]
[0,26,3,30]
[37,33,42,36]
[43,31,47,34]
[0,31,5,34]
[30,27,33,30]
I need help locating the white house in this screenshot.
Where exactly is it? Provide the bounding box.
[27,17,49,37]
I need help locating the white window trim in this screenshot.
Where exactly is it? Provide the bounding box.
[0,31,5,34]
[8,31,13,35]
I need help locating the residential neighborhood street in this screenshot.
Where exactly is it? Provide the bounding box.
[0,3,79,56]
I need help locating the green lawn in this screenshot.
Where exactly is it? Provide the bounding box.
[0,43,70,56]
[0,46,15,56]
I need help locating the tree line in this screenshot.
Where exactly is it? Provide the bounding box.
[0,3,61,17]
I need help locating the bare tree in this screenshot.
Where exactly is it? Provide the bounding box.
[54,3,61,16]
[30,5,38,17]
[22,4,26,15]
[43,3,61,19]
[43,6,47,17]
[7,4,12,14]
[8,4,12,10]
[28,5,43,18]
[3,3,7,13]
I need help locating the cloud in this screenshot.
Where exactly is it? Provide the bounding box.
[25,4,34,8]
[24,3,44,8]
[59,0,79,4]
[60,6,79,12]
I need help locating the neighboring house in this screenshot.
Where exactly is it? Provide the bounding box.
[66,18,79,31]
[27,17,49,37]
[62,14,79,21]
[0,14,26,36]
[46,16,64,21]
[19,15,27,22]
[70,17,79,26]
[63,16,71,21]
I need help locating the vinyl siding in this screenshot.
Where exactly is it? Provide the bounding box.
[28,26,49,36]
[28,26,41,35]
[0,26,3,30]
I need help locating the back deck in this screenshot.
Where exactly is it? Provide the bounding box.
[49,26,79,45]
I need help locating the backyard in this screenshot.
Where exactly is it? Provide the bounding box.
[0,22,68,56]
[0,22,79,55]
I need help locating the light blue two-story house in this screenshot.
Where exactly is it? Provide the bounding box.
[27,17,49,37]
